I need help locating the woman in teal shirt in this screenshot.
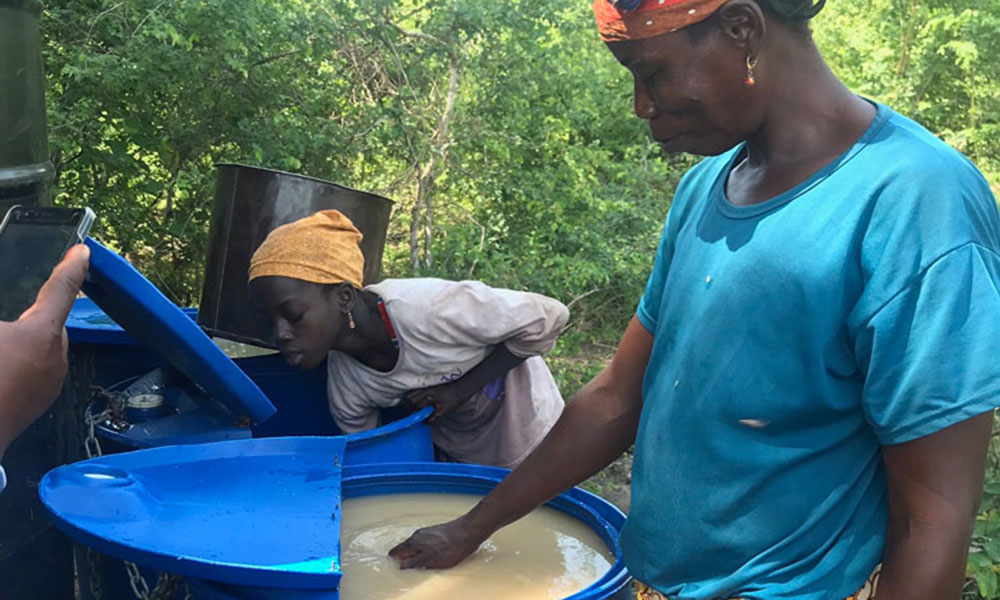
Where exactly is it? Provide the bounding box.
[389,1,1000,598]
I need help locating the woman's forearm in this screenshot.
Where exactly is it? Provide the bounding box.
[451,345,526,400]
[875,514,973,599]
[464,318,653,533]
[467,372,641,532]
[876,412,993,600]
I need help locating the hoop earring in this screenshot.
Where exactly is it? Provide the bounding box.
[744,55,758,87]
[347,310,356,330]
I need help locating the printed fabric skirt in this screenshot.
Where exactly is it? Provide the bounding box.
[633,564,881,600]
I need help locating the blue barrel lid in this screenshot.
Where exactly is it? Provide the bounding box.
[81,238,276,423]
[40,436,346,589]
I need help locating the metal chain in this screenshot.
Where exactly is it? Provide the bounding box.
[83,388,129,459]
[125,561,190,600]
[150,573,190,600]
[125,561,151,599]
[84,406,110,459]
[85,546,103,600]
[82,384,188,600]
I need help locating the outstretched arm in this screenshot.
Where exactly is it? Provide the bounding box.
[390,316,653,569]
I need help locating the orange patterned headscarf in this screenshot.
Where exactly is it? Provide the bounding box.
[592,0,730,42]
[248,210,364,288]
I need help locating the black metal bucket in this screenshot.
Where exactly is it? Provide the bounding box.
[198,164,393,348]
[0,0,53,215]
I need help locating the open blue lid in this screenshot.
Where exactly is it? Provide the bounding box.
[40,436,346,589]
[81,238,276,423]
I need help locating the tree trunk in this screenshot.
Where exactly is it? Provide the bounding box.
[410,52,459,275]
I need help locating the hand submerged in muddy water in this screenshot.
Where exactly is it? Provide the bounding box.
[388,515,489,569]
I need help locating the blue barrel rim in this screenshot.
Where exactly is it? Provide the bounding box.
[85,396,432,450]
[340,461,631,600]
[339,406,432,448]
[84,382,253,450]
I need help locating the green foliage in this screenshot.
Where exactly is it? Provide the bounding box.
[43,0,685,322]
[970,485,1000,598]
[43,0,998,323]
[966,415,1000,599]
[815,0,1000,191]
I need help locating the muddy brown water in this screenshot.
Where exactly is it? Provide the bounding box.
[339,493,613,600]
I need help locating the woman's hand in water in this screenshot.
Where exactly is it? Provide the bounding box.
[388,515,489,569]
[405,382,469,422]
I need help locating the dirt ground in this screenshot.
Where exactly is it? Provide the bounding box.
[581,452,632,514]
[549,342,633,514]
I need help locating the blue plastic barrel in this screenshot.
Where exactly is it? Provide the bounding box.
[187,462,631,600]
[67,298,434,457]
[42,443,631,600]
[65,300,435,600]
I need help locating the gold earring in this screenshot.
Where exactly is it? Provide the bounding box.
[744,55,758,87]
[347,310,356,330]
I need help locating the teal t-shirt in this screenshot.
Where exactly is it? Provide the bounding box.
[622,103,1000,599]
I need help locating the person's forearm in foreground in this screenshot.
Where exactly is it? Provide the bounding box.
[391,316,652,568]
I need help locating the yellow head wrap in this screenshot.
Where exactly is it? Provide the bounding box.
[248,209,364,288]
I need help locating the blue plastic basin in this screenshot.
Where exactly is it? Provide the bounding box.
[188,462,631,600]
[42,445,630,600]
